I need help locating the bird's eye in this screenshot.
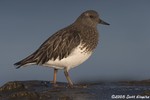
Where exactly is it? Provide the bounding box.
[89,15,94,18]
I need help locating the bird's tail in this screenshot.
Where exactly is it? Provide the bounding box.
[14,54,36,69]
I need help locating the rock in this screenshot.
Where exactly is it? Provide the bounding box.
[0,81,25,92]
[0,81,94,100]
[0,80,150,100]
[7,91,39,100]
[119,79,150,86]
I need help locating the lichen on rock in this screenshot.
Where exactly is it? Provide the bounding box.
[0,81,25,92]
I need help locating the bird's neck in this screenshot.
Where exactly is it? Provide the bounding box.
[72,22,97,31]
[70,22,99,52]
[74,19,97,28]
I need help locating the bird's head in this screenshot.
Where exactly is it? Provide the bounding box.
[76,10,109,27]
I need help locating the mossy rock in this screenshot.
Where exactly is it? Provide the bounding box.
[7,91,39,100]
[0,81,25,92]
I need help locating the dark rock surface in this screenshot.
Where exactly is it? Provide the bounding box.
[0,80,150,100]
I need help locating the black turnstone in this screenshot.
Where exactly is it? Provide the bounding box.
[14,10,109,87]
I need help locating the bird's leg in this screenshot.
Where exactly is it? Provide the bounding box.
[64,68,73,87]
[53,68,58,86]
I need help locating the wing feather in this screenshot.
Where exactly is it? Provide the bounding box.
[34,28,81,64]
[14,26,81,67]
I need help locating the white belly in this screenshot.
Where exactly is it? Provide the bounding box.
[45,44,92,70]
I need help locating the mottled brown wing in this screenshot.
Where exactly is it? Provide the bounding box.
[33,28,81,65]
[14,27,81,68]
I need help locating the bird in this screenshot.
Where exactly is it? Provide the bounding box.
[14,10,109,87]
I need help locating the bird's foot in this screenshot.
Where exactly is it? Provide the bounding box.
[67,84,74,88]
[66,84,88,88]
[52,84,66,88]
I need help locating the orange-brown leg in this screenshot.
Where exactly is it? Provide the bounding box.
[53,68,58,86]
[64,68,73,87]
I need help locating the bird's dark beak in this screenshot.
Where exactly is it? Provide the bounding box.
[99,19,110,25]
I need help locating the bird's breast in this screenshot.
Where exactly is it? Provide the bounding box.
[79,28,99,52]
